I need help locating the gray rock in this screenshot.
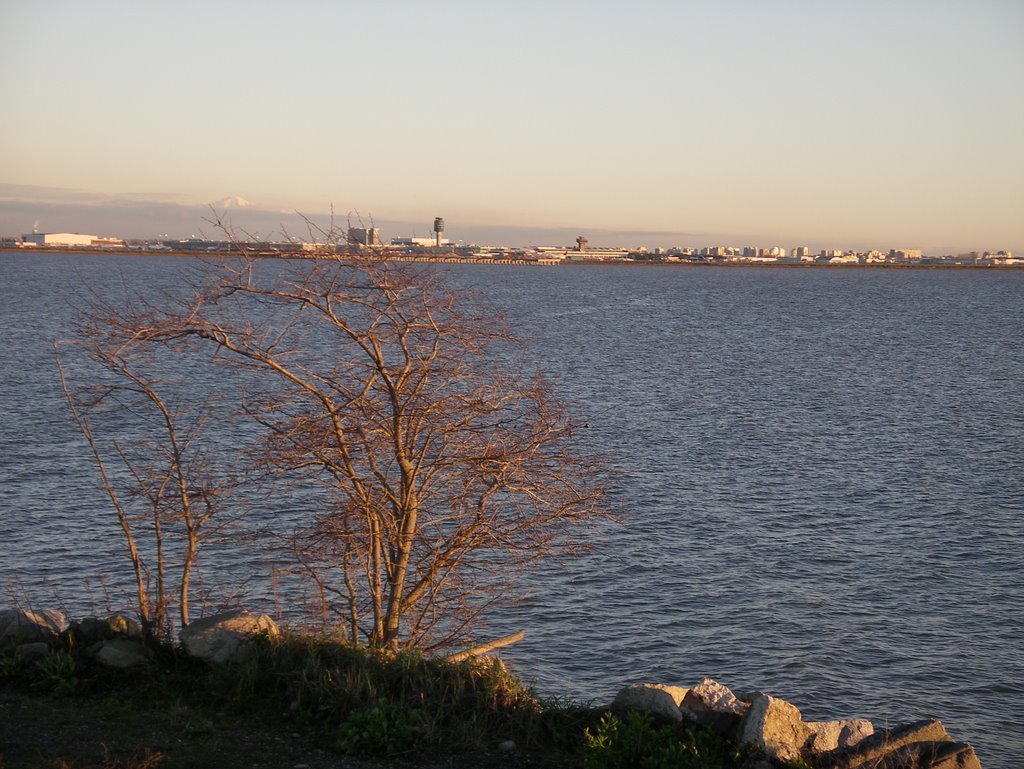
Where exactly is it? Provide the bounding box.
[806,718,874,753]
[680,678,748,733]
[179,609,280,664]
[825,719,954,769]
[736,692,812,763]
[893,741,981,769]
[72,617,108,646]
[14,642,52,660]
[838,719,875,749]
[611,683,688,723]
[95,638,154,669]
[71,613,143,646]
[103,613,142,637]
[0,609,66,650]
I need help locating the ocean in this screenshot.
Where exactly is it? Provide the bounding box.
[1,252,1021,766]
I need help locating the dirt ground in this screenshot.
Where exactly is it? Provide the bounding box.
[0,685,359,769]
[0,686,555,769]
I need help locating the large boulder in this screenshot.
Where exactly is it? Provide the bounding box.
[806,718,874,753]
[95,638,154,669]
[736,692,812,763]
[179,609,279,664]
[891,741,981,769]
[681,678,748,733]
[821,719,973,769]
[0,609,66,651]
[611,683,688,723]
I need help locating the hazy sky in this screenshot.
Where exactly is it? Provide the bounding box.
[2,0,1022,252]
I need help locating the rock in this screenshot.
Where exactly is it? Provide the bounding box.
[611,683,688,723]
[806,721,845,753]
[893,741,981,769]
[681,678,748,732]
[14,642,52,660]
[736,692,812,763]
[839,719,875,748]
[95,638,154,669]
[824,719,954,769]
[0,609,66,650]
[70,613,143,646]
[806,718,874,753]
[179,609,279,664]
[71,617,107,646]
[497,740,516,752]
[103,613,142,637]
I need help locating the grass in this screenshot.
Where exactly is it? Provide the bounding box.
[1,631,742,769]
[199,631,602,757]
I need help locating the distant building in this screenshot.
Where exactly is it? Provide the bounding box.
[984,250,1018,265]
[889,248,923,262]
[347,227,381,247]
[829,253,860,264]
[22,232,98,247]
[535,245,632,260]
[391,237,450,247]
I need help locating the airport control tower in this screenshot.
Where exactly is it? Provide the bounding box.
[433,217,444,247]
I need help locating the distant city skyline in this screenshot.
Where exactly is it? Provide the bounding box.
[0,183,1017,256]
[2,1,1022,255]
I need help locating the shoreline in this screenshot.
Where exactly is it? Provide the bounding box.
[2,246,1021,270]
[1,609,987,769]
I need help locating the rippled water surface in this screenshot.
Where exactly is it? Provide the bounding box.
[2,254,1022,766]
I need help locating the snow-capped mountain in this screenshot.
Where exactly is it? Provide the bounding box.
[212,196,254,209]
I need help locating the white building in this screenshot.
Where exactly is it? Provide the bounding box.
[22,232,98,247]
[391,237,450,247]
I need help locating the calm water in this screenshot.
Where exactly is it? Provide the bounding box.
[2,253,1022,766]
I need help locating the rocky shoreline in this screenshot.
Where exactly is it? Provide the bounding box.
[609,679,980,769]
[2,608,983,768]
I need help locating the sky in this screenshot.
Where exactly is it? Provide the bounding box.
[1,0,1022,253]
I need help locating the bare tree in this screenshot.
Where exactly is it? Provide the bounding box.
[69,237,606,650]
[55,330,229,642]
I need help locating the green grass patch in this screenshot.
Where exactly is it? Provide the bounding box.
[582,710,742,769]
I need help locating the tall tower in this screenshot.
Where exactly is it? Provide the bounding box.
[433,217,444,247]
[576,235,588,252]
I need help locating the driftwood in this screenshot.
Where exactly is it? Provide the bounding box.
[445,630,525,662]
